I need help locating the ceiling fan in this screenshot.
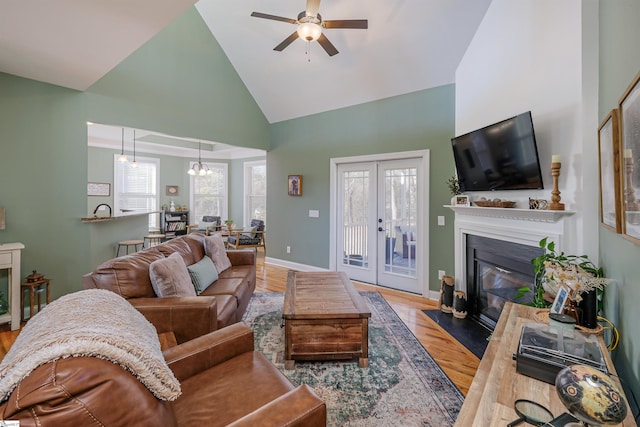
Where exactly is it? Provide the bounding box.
[251,0,368,57]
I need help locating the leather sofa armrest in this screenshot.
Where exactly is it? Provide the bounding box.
[164,322,255,381]
[227,250,256,266]
[226,385,326,427]
[130,297,217,344]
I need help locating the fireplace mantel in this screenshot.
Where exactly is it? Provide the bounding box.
[445,205,575,223]
[448,205,575,293]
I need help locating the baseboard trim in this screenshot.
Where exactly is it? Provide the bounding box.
[264,257,330,272]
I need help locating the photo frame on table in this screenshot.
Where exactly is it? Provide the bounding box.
[87,182,110,197]
[598,109,622,233]
[288,175,302,196]
[619,70,640,244]
[550,285,571,315]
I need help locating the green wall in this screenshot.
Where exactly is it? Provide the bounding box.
[268,85,456,290]
[0,6,269,303]
[598,0,640,410]
[0,74,89,297]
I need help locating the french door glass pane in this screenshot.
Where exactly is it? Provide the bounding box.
[342,170,369,268]
[384,167,417,277]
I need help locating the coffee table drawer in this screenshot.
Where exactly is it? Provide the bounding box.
[288,319,365,357]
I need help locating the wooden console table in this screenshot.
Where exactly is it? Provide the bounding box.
[0,243,25,330]
[455,302,635,426]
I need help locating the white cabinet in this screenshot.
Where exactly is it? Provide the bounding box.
[0,243,24,330]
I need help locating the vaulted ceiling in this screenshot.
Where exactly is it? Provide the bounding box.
[0,0,491,123]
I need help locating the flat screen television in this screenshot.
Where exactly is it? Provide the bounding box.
[451,111,544,192]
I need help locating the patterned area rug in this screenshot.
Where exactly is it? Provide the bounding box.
[242,292,464,426]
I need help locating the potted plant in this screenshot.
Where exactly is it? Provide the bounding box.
[224,219,234,232]
[519,237,611,327]
[447,175,468,205]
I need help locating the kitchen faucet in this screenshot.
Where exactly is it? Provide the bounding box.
[93,203,112,217]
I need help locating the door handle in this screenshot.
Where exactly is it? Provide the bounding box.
[378,227,384,232]
[378,218,383,223]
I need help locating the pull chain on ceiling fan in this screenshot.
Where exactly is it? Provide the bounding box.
[251,0,367,57]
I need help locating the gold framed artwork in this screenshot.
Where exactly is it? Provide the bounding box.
[598,109,622,233]
[619,70,640,244]
[288,175,302,196]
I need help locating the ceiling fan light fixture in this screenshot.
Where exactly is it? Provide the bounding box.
[297,22,322,41]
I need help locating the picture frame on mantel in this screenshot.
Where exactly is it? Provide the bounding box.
[598,109,622,233]
[619,70,640,244]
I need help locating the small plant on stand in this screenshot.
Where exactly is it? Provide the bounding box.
[224,219,234,233]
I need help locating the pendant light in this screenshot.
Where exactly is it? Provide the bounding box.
[187,141,213,176]
[117,128,128,162]
[131,129,138,168]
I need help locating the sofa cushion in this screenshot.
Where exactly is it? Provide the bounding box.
[187,256,218,295]
[205,234,232,272]
[149,253,196,298]
[173,351,294,426]
[157,234,206,266]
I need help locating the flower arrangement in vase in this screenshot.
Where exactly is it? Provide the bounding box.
[520,237,611,328]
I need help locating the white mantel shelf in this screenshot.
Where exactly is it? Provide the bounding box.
[445,205,575,223]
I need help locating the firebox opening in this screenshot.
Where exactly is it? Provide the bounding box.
[466,235,544,329]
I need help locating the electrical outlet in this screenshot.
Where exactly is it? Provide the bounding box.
[286,246,291,254]
[438,270,446,280]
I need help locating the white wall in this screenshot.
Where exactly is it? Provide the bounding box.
[454,0,599,257]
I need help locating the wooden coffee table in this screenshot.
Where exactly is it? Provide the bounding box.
[283,271,371,370]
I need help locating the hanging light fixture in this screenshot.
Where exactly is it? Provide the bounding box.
[131,129,138,168]
[117,128,128,162]
[187,141,213,176]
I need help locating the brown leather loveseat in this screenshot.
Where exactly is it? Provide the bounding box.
[83,233,255,340]
[0,289,326,426]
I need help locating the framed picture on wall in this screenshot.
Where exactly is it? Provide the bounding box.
[166,185,179,196]
[288,175,302,196]
[87,182,110,197]
[618,70,640,244]
[598,109,622,233]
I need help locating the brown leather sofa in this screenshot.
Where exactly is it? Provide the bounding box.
[0,306,326,426]
[82,233,256,338]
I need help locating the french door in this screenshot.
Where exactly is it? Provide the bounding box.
[336,157,424,293]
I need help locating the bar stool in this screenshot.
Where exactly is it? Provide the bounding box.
[144,234,165,248]
[116,239,144,257]
[21,271,51,321]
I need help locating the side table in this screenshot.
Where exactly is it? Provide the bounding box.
[21,276,50,321]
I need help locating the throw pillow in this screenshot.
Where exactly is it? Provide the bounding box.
[204,234,232,272]
[242,225,258,238]
[187,256,218,294]
[149,252,196,297]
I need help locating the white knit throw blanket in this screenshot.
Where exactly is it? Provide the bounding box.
[0,289,181,402]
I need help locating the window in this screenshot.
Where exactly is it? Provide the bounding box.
[113,155,159,228]
[190,162,228,224]
[244,160,266,225]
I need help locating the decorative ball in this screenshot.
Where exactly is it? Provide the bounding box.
[555,364,627,425]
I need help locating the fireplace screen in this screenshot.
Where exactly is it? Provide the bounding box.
[476,261,534,325]
[466,235,543,329]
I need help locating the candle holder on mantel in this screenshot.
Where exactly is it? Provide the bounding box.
[549,161,565,211]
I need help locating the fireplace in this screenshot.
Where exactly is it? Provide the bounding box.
[449,205,575,330]
[466,235,543,329]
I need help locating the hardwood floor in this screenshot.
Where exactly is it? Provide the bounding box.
[0,254,479,395]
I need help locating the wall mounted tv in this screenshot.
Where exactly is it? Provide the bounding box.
[451,111,544,192]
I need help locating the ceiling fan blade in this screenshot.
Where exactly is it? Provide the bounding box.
[317,33,338,56]
[306,0,321,17]
[323,19,368,29]
[274,32,299,52]
[251,12,297,24]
